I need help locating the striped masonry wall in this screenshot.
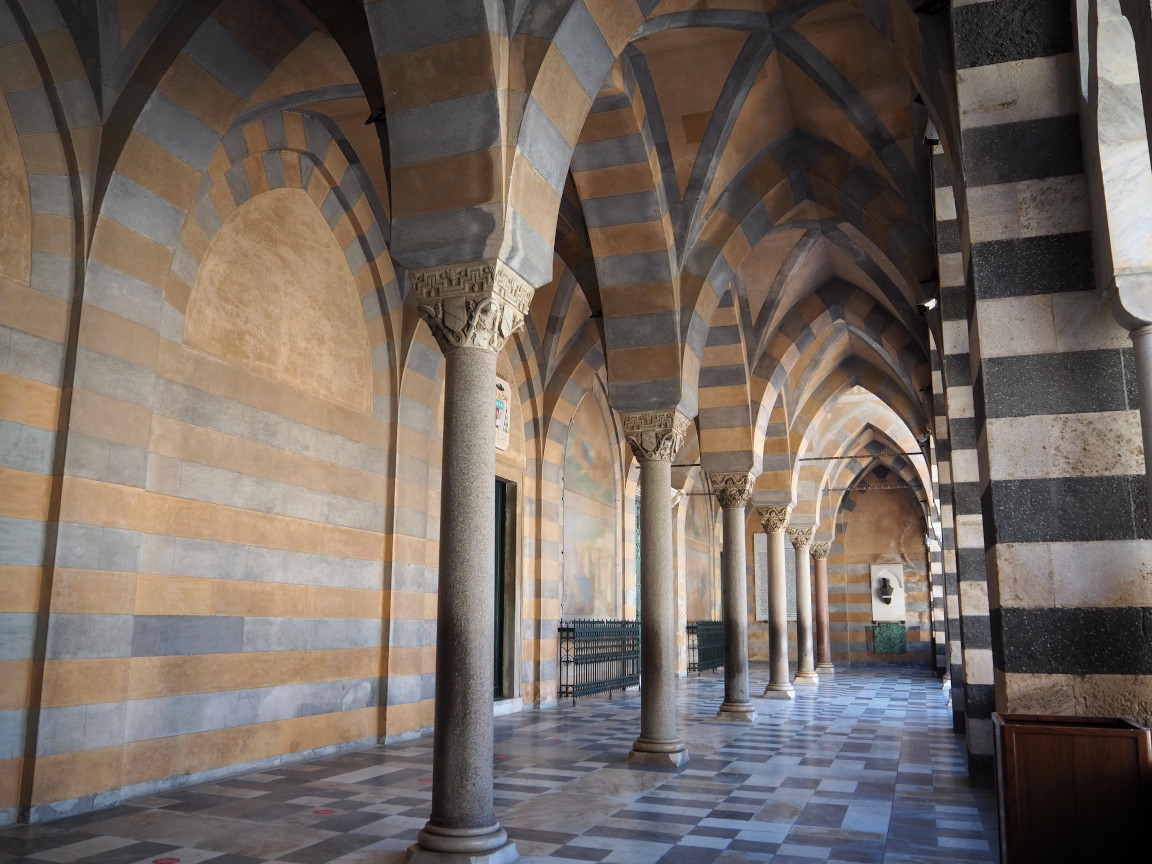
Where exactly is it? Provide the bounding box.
[929,331,966,728]
[930,140,993,775]
[950,0,1151,744]
[923,391,949,679]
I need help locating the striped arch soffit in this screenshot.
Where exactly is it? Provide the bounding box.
[499,0,960,294]
[697,284,755,474]
[785,316,928,428]
[530,257,590,390]
[625,1,960,172]
[539,322,610,457]
[162,110,400,419]
[804,418,929,524]
[683,135,933,358]
[368,0,642,286]
[685,174,933,443]
[568,54,682,416]
[502,0,943,403]
[87,0,385,233]
[757,356,928,509]
[747,284,930,474]
[793,415,932,527]
[698,267,928,478]
[789,361,928,478]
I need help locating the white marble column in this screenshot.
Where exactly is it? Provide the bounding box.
[626,410,691,767]
[408,261,532,864]
[811,542,834,675]
[710,472,756,722]
[788,527,818,686]
[757,505,794,700]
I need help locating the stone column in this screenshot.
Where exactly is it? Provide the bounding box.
[409,261,532,864]
[788,527,818,686]
[710,472,756,722]
[811,542,834,675]
[757,506,794,699]
[625,410,691,767]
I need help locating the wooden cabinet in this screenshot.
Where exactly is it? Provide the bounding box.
[993,713,1152,863]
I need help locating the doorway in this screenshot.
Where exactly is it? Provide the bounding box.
[494,478,514,699]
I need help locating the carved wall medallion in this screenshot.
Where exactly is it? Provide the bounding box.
[410,260,534,354]
[621,410,691,462]
[709,472,755,509]
[810,541,832,560]
[786,526,815,549]
[756,505,791,533]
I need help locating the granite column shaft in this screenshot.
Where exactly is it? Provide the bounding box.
[758,506,794,699]
[409,261,531,864]
[812,543,834,675]
[626,411,690,767]
[789,527,817,686]
[711,473,756,722]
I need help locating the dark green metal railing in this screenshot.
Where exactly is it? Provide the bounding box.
[558,618,640,705]
[687,620,724,675]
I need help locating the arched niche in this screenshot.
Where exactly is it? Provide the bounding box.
[184,187,373,413]
[841,485,930,663]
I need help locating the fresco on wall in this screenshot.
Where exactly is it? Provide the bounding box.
[685,492,711,540]
[563,395,618,617]
[684,492,716,620]
[564,397,615,501]
[685,543,715,621]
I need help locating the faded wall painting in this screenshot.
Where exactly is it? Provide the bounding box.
[684,494,717,620]
[185,188,372,413]
[562,394,618,617]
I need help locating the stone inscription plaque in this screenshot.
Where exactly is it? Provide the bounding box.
[753,533,797,622]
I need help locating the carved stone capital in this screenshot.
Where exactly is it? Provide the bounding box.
[756,505,791,533]
[411,260,534,354]
[621,410,691,462]
[786,526,815,550]
[810,542,832,560]
[709,472,754,509]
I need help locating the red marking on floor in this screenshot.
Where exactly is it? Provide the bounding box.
[154,858,180,863]
[313,809,335,815]
[419,777,433,782]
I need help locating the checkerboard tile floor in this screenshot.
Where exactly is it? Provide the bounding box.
[0,665,997,863]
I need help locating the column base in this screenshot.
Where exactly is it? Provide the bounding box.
[762,683,794,700]
[628,737,689,767]
[816,663,835,675]
[715,702,757,722]
[408,824,517,863]
[793,671,819,686]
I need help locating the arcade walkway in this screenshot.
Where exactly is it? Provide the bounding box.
[0,666,998,863]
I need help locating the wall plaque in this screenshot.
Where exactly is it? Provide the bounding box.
[869,563,906,621]
[753,533,797,622]
[495,376,511,451]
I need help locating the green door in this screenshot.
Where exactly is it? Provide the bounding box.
[494,479,507,698]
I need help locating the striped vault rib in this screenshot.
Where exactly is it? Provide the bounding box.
[0,0,95,826]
